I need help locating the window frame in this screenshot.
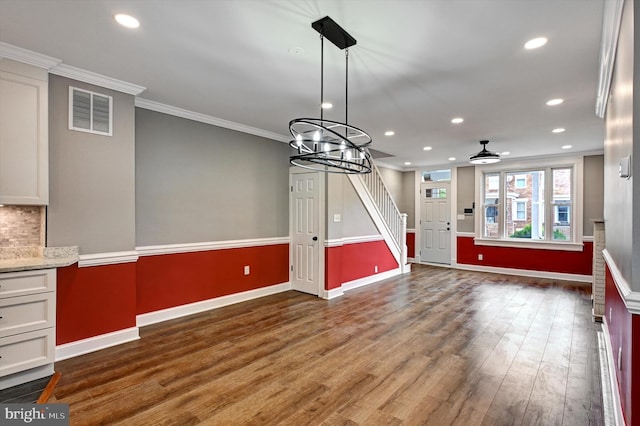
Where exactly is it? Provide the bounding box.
[474,156,584,251]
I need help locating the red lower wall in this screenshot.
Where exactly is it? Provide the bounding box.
[57,262,137,345]
[456,236,593,275]
[406,232,415,259]
[325,240,397,290]
[605,265,640,426]
[56,244,289,345]
[136,244,289,314]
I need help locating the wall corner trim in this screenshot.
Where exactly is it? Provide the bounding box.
[50,63,146,95]
[602,248,640,314]
[0,42,61,69]
[135,97,289,143]
[136,282,291,327]
[595,0,625,118]
[600,320,626,426]
[55,327,139,361]
[78,251,139,267]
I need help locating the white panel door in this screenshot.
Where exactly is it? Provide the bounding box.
[291,173,320,295]
[421,182,451,264]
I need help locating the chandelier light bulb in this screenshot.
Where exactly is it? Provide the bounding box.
[313,131,321,141]
[346,150,353,161]
[295,134,303,146]
[323,142,331,152]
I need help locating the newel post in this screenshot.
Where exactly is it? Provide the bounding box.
[400,213,408,269]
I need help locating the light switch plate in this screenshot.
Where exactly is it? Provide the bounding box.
[333,214,341,222]
[619,155,631,179]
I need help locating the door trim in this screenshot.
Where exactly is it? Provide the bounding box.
[289,168,326,298]
[414,167,458,265]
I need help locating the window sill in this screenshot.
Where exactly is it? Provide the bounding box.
[473,237,584,252]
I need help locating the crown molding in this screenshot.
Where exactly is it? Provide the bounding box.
[595,0,624,118]
[135,98,289,143]
[0,42,61,69]
[50,63,146,95]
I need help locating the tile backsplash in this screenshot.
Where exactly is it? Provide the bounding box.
[0,206,44,247]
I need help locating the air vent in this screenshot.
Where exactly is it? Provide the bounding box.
[68,86,112,136]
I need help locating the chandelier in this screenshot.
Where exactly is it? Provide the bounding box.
[470,140,501,164]
[289,16,372,174]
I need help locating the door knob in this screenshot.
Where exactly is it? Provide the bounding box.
[312,236,318,241]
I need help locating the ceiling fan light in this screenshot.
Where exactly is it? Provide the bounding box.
[470,140,501,164]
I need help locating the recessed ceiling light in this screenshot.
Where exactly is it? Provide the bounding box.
[501,151,510,156]
[321,102,333,109]
[423,146,432,151]
[525,37,547,50]
[448,157,456,161]
[451,117,464,124]
[552,128,566,133]
[384,130,395,136]
[546,98,564,106]
[404,162,411,166]
[114,13,140,28]
[562,145,573,150]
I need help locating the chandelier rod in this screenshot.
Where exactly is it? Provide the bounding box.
[345,48,349,127]
[320,34,324,122]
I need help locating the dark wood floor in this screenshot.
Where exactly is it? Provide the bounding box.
[52,264,604,425]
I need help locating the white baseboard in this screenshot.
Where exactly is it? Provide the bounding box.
[320,287,344,300]
[136,282,291,327]
[342,267,403,293]
[55,327,140,361]
[454,263,592,283]
[601,319,626,426]
[0,364,54,390]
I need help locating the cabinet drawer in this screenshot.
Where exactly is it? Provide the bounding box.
[0,269,56,298]
[0,293,55,338]
[0,328,54,377]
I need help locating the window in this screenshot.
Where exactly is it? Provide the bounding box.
[515,201,527,220]
[422,169,451,182]
[425,188,447,198]
[477,159,581,245]
[69,86,113,136]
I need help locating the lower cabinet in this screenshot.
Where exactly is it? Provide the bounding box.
[0,269,56,389]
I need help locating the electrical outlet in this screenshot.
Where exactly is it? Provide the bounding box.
[244,265,250,275]
[374,265,378,273]
[478,254,483,261]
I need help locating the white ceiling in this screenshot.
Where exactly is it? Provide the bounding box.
[0,0,605,169]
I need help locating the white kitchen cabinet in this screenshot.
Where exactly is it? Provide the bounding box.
[0,269,56,389]
[0,59,49,205]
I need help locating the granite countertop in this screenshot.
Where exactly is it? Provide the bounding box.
[0,246,79,273]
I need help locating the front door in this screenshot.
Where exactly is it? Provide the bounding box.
[291,172,320,295]
[420,182,451,264]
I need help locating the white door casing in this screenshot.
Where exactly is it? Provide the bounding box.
[420,182,451,264]
[290,172,321,295]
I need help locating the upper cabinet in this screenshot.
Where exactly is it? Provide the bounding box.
[0,59,49,205]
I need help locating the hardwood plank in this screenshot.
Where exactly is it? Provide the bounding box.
[51,265,604,425]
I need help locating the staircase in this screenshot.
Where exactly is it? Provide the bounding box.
[348,162,409,271]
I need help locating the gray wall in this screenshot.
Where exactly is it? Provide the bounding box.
[135,108,290,246]
[583,155,604,237]
[456,166,476,233]
[603,0,637,289]
[326,174,378,240]
[401,171,415,229]
[47,75,136,254]
[378,166,415,229]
